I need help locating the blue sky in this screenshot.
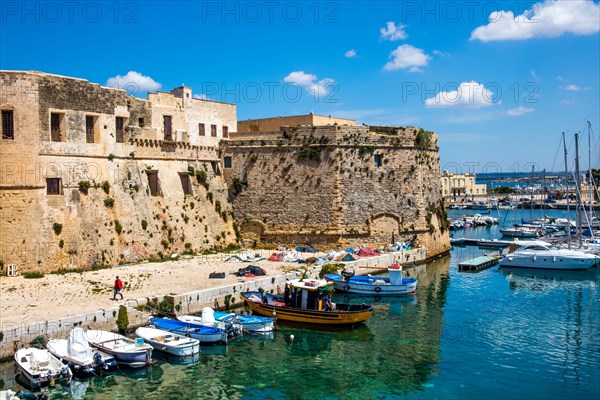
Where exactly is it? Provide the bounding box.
[1,0,599,173]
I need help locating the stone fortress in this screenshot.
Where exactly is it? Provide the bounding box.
[0,71,450,274]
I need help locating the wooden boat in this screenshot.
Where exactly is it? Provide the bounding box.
[14,348,72,389]
[178,309,275,334]
[46,328,117,376]
[135,327,200,357]
[149,317,228,344]
[324,264,417,296]
[240,278,373,326]
[86,330,153,368]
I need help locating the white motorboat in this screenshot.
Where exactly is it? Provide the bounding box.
[46,328,117,377]
[14,348,72,389]
[86,330,153,368]
[135,327,200,357]
[499,240,600,270]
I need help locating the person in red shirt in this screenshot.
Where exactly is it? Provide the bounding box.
[113,276,124,300]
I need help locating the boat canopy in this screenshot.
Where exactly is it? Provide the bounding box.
[288,279,331,291]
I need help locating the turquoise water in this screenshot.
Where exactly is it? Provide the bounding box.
[2,209,599,399]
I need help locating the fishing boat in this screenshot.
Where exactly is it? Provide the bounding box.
[178,308,275,334]
[86,330,153,368]
[14,348,72,389]
[450,237,466,246]
[240,278,374,326]
[135,327,200,357]
[149,317,228,344]
[324,264,417,295]
[46,328,117,376]
[499,240,600,270]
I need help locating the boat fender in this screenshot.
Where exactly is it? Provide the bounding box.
[374,286,382,293]
[343,285,350,291]
[553,256,556,262]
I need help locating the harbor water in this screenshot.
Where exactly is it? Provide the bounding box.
[1,208,598,399]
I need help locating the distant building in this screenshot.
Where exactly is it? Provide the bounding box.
[237,113,355,133]
[441,172,487,200]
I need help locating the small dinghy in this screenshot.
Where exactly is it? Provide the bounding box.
[149,317,228,344]
[46,328,117,376]
[86,330,152,368]
[178,308,275,334]
[14,348,72,390]
[135,327,200,357]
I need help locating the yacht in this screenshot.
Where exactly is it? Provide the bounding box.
[499,240,600,270]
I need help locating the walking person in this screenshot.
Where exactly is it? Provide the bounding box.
[113,276,124,300]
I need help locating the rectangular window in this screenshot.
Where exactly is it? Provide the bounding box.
[139,118,145,127]
[211,124,217,137]
[115,117,125,143]
[85,116,95,143]
[2,110,14,140]
[224,156,232,169]
[374,154,382,167]
[164,116,172,141]
[223,126,228,138]
[179,173,193,195]
[147,171,161,196]
[51,113,62,142]
[198,123,205,136]
[46,178,62,195]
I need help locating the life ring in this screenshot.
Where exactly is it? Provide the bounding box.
[374,286,382,293]
[342,285,350,291]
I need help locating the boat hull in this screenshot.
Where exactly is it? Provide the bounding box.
[86,330,152,368]
[241,292,373,326]
[324,274,417,295]
[135,327,201,357]
[499,256,599,270]
[14,348,72,390]
[149,317,228,344]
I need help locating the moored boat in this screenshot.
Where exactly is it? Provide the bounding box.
[178,308,275,334]
[499,240,600,270]
[149,317,228,344]
[135,327,200,357]
[86,330,153,368]
[14,348,72,390]
[241,278,373,326]
[324,264,417,296]
[46,328,117,376]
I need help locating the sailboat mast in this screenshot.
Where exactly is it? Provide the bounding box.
[588,121,593,218]
[575,132,582,248]
[563,132,570,249]
[530,165,534,221]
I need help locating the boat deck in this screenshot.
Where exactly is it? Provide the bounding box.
[458,256,500,272]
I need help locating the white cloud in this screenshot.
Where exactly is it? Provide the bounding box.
[345,49,357,58]
[383,44,431,72]
[507,106,535,116]
[432,50,450,57]
[470,0,600,42]
[425,81,498,108]
[380,21,408,41]
[283,71,336,97]
[555,75,567,82]
[105,71,161,93]
[529,69,540,81]
[560,84,592,91]
[284,71,318,87]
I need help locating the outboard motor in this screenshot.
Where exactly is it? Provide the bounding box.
[341,269,355,282]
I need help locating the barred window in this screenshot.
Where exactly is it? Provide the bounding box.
[51,113,62,142]
[1,110,14,140]
[46,178,62,195]
[164,116,172,141]
[211,124,217,137]
[85,116,95,143]
[115,117,125,143]
[199,123,205,136]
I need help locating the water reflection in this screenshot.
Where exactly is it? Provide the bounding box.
[499,266,599,292]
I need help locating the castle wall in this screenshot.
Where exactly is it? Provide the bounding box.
[237,114,355,133]
[0,71,236,273]
[224,125,450,257]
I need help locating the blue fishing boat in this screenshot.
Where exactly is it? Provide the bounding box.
[149,317,228,344]
[179,309,275,334]
[324,264,417,295]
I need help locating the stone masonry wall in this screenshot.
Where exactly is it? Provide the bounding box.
[224,125,450,258]
[0,71,236,273]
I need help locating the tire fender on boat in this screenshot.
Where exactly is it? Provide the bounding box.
[343,285,350,291]
[375,286,382,293]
